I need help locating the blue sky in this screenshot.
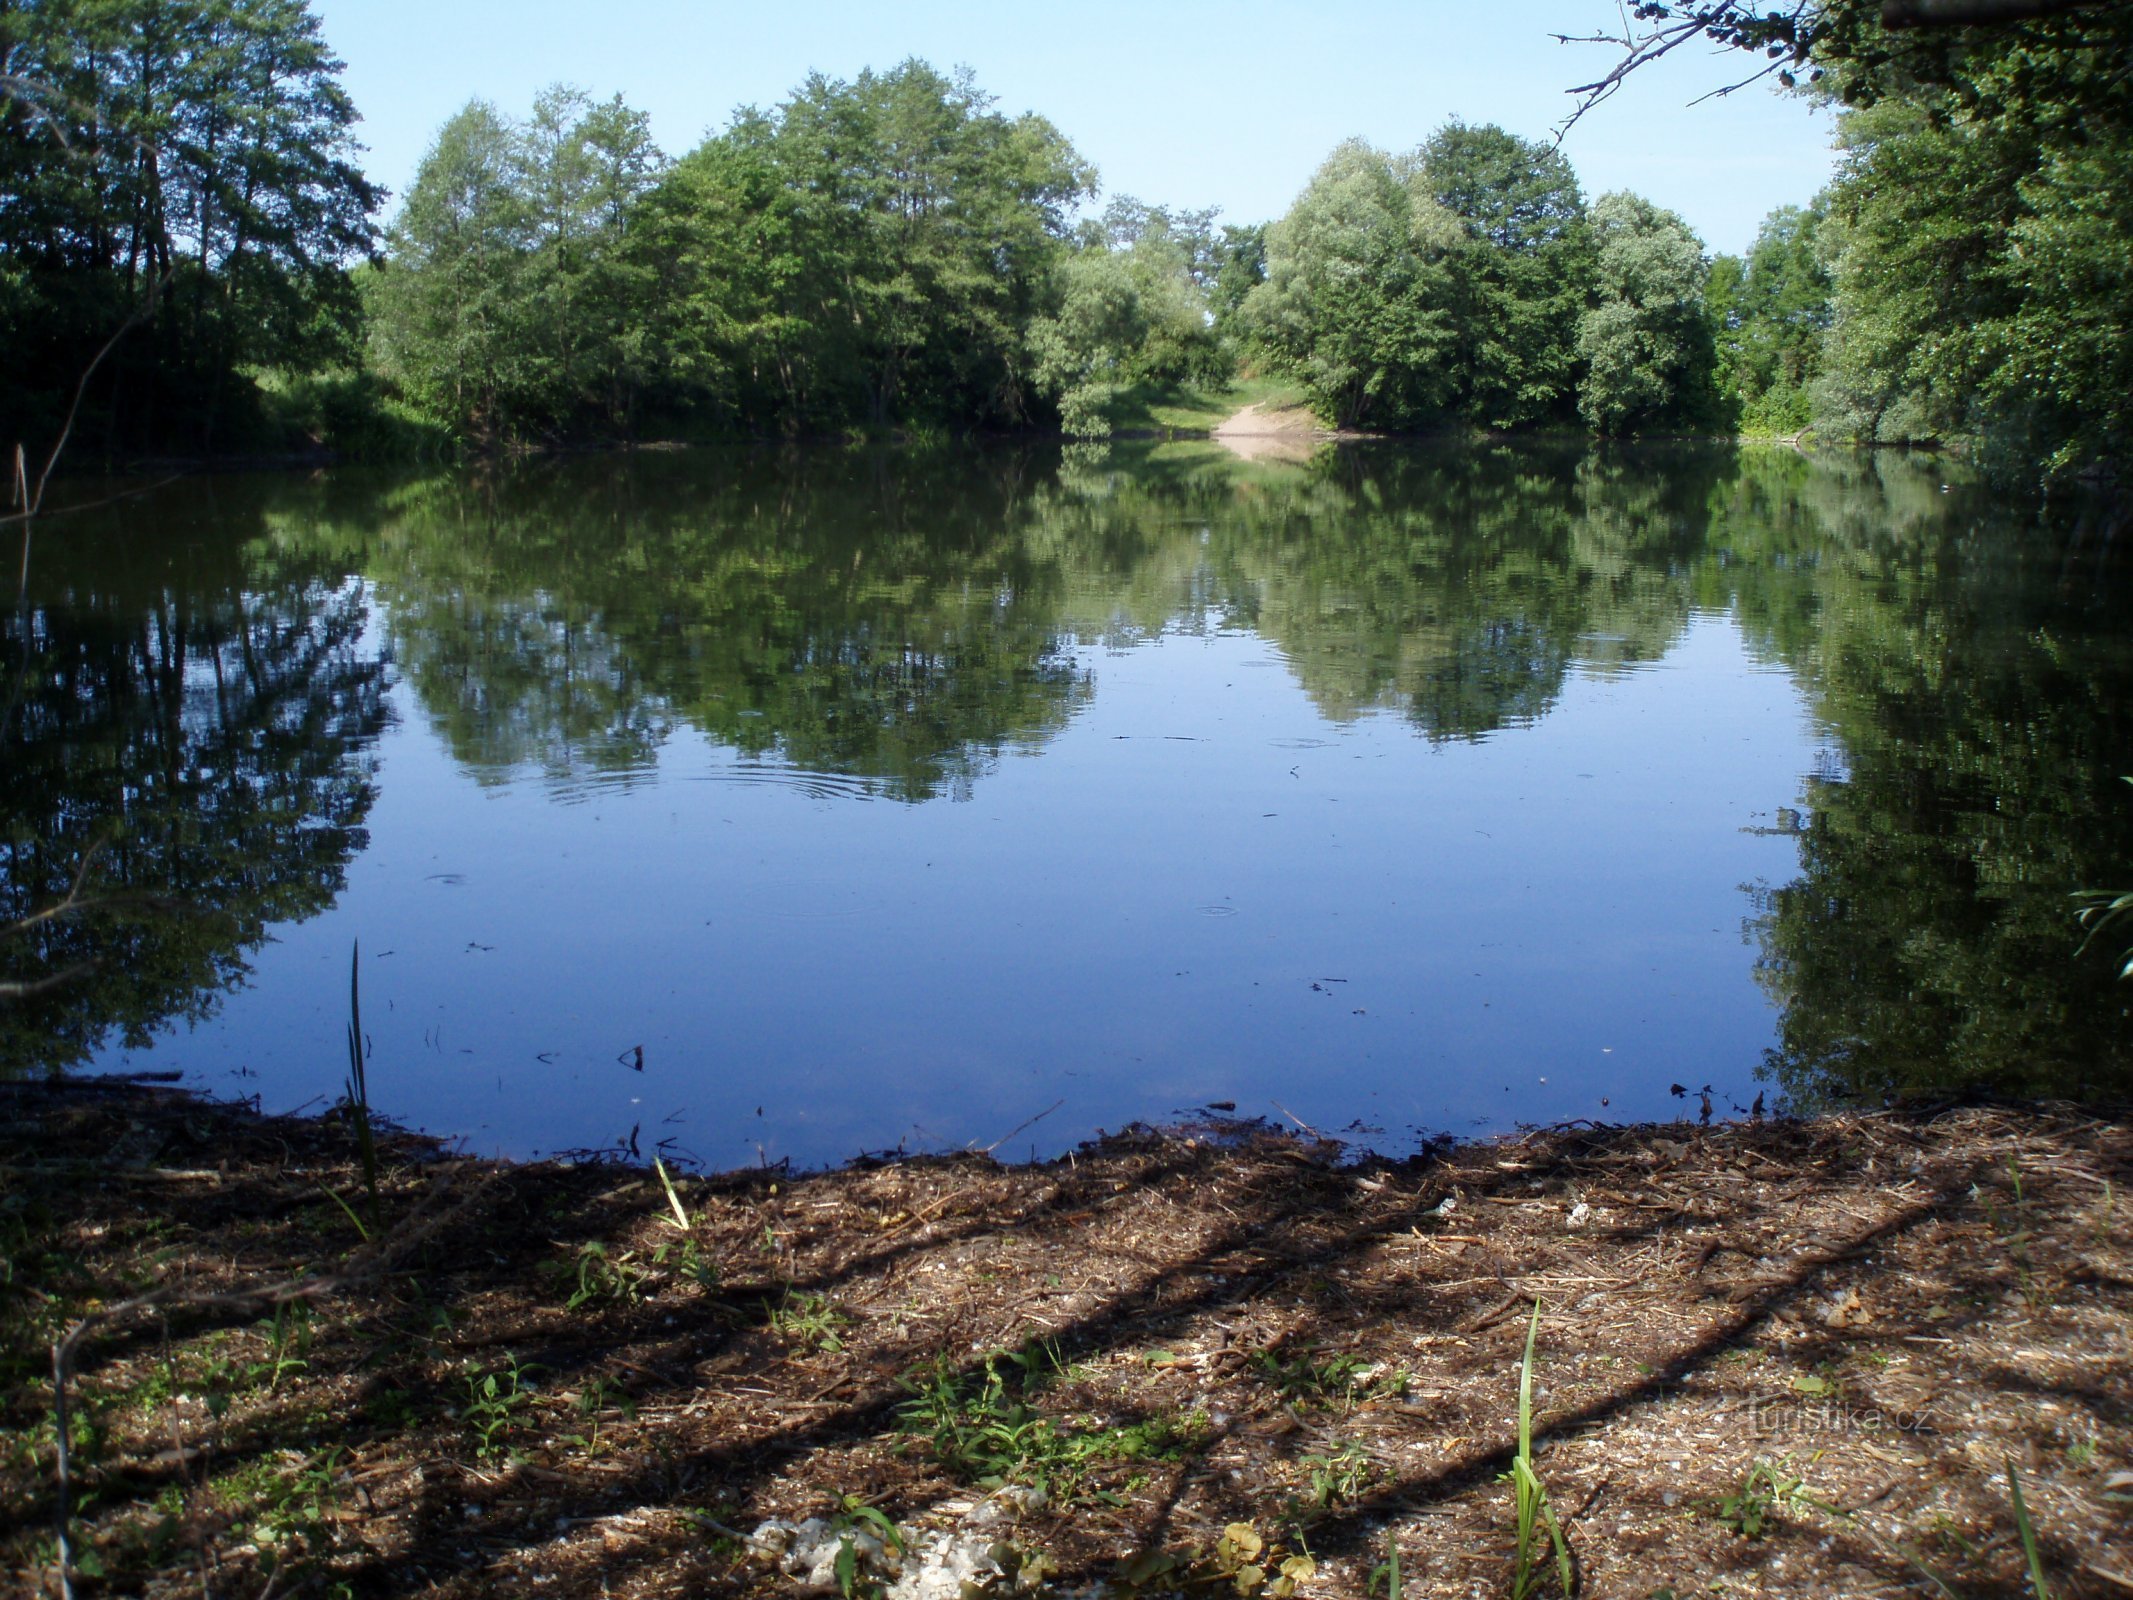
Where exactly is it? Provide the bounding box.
[315,1,1836,256]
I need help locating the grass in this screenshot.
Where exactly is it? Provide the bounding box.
[1099,371,1310,435]
[2009,1462,2054,1600]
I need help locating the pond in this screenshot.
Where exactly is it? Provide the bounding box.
[6,439,2130,1170]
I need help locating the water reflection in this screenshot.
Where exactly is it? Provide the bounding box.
[1,517,389,1074]
[5,441,2128,1145]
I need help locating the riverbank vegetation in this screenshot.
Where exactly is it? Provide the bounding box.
[2,1,2125,480]
[4,1079,2126,1597]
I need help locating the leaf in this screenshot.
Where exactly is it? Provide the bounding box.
[1121,1550,1178,1586]
[1222,1523,1264,1560]
[1792,1374,1834,1396]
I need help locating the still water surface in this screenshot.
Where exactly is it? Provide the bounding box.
[6,440,2129,1168]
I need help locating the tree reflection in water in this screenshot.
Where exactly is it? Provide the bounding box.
[5,443,2129,1110]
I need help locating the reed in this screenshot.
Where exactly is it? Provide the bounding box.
[344,940,378,1221]
[1507,1299,1573,1598]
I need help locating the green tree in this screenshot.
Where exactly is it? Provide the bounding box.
[520,86,664,433]
[0,0,380,457]
[368,86,664,444]
[367,100,534,444]
[1576,191,1716,436]
[1028,197,1224,435]
[1409,122,1589,429]
[1709,201,1831,433]
[628,60,1093,437]
[1576,0,2132,479]
[1243,141,1460,431]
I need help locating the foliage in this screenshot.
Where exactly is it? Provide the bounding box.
[1706,1458,1820,1539]
[1113,1522,1316,1597]
[0,0,381,458]
[1410,121,1589,430]
[1028,198,1226,436]
[1243,121,1611,436]
[2007,1461,2055,1600]
[620,61,1094,440]
[1249,1344,1405,1407]
[1814,43,2131,478]
[1242,140,1461,431]
[1575,5,2130,478]
[367,87,662,445]
[1576,191,1718,436]
[460,1355,538,1459]
[1706,202,1830,434]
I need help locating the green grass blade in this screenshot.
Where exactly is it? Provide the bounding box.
[653,1155,691,1230]
[2007,1461,2053,1600]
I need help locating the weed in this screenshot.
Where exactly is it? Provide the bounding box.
[1981,1160,2053,1310]
[560,1241,649,1310]
[1503,1300,1573,1600]
[897,1348,1203,1502]
[1252,1344,1407,1407]
[652,1155,692,1229]
[652,1234,719,1292]
[564,1375,637,1454]
[460,1355,537,1460]
[1369,1528,1402,1598]
[213,1448,344,1582]
[767,1289,848,1352]
[1300,1439,1377,1508]
[363,1387,416,1429]
[1116,1522,1314,1598]
[1708,1458,1820,1539]
[264,1297,312,1391]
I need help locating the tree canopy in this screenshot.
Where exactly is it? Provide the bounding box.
[0,0,381,456]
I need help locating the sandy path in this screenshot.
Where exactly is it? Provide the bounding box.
[1211,400,1323,462]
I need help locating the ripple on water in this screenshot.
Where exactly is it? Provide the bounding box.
[687,765,880,803]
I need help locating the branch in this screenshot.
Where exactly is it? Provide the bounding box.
[22,267,173,519]
[0,963,100,1001]
[1551,3,1821,138]
[0,840,188,1001]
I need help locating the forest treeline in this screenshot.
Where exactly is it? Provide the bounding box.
[2,0,2125,479]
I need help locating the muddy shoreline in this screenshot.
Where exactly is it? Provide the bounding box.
[2,1079,2128,1597]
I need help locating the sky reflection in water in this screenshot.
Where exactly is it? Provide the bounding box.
[15,440,2128,1167]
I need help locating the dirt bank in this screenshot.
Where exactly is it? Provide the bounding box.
[3,1081,2128,1597]
[1212,403,1333,464]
